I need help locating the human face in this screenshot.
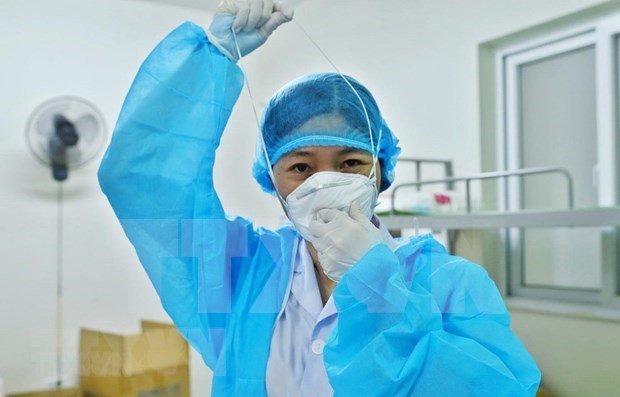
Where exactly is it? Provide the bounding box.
[273,146,382,199]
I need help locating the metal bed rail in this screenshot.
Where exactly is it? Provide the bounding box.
[381,207,620,230]
[390,166,574,214]
[398,157,454,191]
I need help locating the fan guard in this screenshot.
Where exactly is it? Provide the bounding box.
[25,96,107,181]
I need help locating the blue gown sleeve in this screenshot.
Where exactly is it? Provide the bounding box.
[325,237,541,396]
[97,22,256,369]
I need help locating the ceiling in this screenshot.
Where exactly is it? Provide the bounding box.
[131,0,222,11]
[132,0,306,12]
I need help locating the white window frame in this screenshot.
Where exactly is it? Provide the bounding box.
[494,17,620,306]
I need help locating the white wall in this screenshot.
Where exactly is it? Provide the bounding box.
[510,309,620,397]
[0,0,217,393]
[1,0,615,396]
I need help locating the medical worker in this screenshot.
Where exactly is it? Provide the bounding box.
[98,1,541,396]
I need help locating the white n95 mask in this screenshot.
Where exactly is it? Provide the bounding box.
[284,171,377,242]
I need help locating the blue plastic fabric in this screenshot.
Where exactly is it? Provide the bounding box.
[253,73,401,194]
[98,21,541,396]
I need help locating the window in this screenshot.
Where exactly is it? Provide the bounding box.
[482,10,620,307]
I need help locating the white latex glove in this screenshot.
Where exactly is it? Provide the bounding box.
[309,201,385,282]
[206,0,294,61]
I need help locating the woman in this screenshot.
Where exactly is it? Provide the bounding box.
[98,1,541,395]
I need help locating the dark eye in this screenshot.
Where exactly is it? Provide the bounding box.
[291,163,310,173]
[342,159,363,168]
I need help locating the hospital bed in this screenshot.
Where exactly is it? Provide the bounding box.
[379,158,620,231]
[377,158,620,266]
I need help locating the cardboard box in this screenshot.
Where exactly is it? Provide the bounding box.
[79,321,189,397]
[7,388,82,397]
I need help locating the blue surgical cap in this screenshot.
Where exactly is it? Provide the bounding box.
[252,73,401,194]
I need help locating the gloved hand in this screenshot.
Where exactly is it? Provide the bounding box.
[309,201,385,282]
[206,0,294,61]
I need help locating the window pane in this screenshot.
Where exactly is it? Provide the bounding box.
[522,228,601,290]
[519,45,597,209]
[518,45,601,290]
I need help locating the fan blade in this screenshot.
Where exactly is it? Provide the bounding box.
[73,114,99,146]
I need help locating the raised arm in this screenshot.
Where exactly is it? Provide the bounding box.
[98,1,292,368]
[98,20,247,367]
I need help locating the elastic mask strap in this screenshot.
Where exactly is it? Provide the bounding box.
[292,19,381,187]
[232,30,287,205]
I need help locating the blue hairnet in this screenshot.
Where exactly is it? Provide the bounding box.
[252,73,400,194]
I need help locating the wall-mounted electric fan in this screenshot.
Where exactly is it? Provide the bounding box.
[26,96,107,181]
[24,96,107,388]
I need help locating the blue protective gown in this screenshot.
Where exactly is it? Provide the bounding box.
[98,22,541,397]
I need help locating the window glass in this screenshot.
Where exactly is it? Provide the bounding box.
[517,45,601,289]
